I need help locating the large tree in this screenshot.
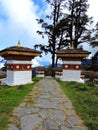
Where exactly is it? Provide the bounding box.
[55,0,94,49]
[34,0,66,69]
[90,22,98,47]
[35,0,96,69]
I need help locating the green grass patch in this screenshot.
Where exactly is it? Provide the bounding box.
[0,77,42,130]
[56,78,98,130]
[33,77,43,82]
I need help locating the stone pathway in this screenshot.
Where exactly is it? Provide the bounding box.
[7,77,88,130]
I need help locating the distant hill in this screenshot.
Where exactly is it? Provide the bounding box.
[82,59,92,66]
[43,63,62,68]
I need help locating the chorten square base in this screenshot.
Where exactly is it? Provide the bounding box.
[61,61,84,83]
[5,60,33,86]
[5,70,32,86]
[61,70,84,83]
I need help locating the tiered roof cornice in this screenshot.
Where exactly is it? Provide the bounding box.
[0,46,41,58]
[56,48,90,58]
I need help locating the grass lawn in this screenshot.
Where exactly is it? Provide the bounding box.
[56,79,98,130]
[0,77,42,130]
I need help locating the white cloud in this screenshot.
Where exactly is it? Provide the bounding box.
[0,0,48,66]
[88,0,98,23]
[34,53,51,66]
[0,0,44,49]
[0,62,4,68]
[32,57,41,67]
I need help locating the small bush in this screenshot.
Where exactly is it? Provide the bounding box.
[86,82,95,87]
[55,78,61,82]
[78,85,88,91]
[17,85,25,90]
[95,91,98,95]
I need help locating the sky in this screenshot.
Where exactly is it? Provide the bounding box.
[0,0,98,67]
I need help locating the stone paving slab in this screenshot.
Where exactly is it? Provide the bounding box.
[6,76,88,130]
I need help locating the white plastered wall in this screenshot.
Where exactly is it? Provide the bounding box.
[6,70,32,86]
[61,60,84,82]
[36,71,45,77]
[55,71,62,79]
[5,60,32,86]
[7,60,32,64]
[63,61,81,64]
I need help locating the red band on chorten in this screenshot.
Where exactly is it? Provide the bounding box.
[7,64,32,71]
[63,64,81,70]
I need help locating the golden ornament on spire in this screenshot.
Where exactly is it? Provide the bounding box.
[17,40,21,47]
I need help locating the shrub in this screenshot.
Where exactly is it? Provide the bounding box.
[17,85,25,90]
[86,82,95,87]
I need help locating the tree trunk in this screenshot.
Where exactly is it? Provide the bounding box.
[52,53,55,68]
[56,57,58,67]
[51,51,55,77]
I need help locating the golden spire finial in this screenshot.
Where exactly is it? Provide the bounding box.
[17,40,21,47]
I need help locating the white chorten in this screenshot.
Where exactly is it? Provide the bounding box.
[56,48,90,82]
[0,41,41,86]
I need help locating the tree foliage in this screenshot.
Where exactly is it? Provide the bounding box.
[55,0,94,49]
[90,22,98,47]
[92,51,98,64]
[34,0,97,68]
[34,0,65,68]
